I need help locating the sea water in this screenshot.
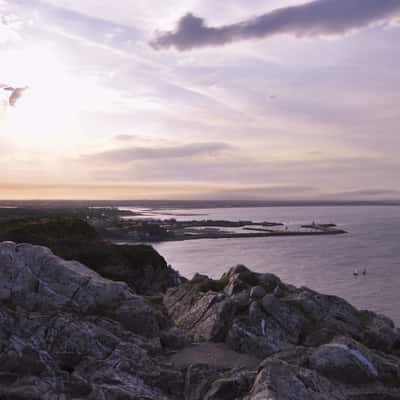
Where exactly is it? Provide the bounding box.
[124,205,400,325]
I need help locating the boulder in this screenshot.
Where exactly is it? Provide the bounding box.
[204,370,256,400]
[231,290,251,310]
[308,343,378,384]
[361,311,400,353]
[287,288,363,338]
[260,294,309,343]
[310,336,400,386]
[174,292,236,342]
[250,286,266,300]
[182,361,256,400]
[245,359,342,400]
[227,315,293,358]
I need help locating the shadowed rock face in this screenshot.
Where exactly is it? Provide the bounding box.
[164,265,400,399]
[1,242,400,399]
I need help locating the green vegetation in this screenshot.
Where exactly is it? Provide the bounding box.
[192,274,230,293]
[0,217,99,244]
[0,215,177,294]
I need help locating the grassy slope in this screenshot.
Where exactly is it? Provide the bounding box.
[0,217,176,294]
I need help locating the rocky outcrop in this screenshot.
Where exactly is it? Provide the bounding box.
[164,264,400,399]
[1,242,400,400]
[164,265,400,357]
[0,242,184,399]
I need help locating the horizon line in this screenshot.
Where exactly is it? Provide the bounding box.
[0,199,400,205]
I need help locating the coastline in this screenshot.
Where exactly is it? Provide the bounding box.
[112,227,347,244]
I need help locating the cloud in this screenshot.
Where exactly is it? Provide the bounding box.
[0,182,398,201]
[0,9,23,45]
[0,182,216,200]
[84,152,399,190]
[151,0,400,50]
[9,0,142,52]
[83,142,232,163]
[206,184,317,200]
[327,188,400,199]
[114,134,137,141]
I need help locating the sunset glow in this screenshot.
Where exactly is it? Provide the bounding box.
[0,0,399,200]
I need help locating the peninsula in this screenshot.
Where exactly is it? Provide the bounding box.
[0,205,347,243]
[102,217,347,243]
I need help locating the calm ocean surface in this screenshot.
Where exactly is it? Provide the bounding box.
[125,206,400,325]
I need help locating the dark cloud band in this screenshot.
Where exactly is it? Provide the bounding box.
[151,0,400,51]
[83,142,232,163]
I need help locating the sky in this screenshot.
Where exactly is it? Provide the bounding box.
[0,0,399,200]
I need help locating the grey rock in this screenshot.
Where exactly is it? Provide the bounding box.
[113,297,163,338]
[224,274,249,296]
[289,288,362,336]
[273,284,285,298]
[227,316,293,358]
[184,364,219,400]
[361,311,400,353]
[160,327,189,350]
[250,286,266,300]
[204,369,256,400]
[179,293,236,342]
[260,294,309,343]
[258,273,281,293]
[319,336,400,386]
[0,242,182,399]
[246,359,343,400]
[0,242,131,314]
[231,290,251,310]
[309,343,378,384]
[165,286,236,342]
